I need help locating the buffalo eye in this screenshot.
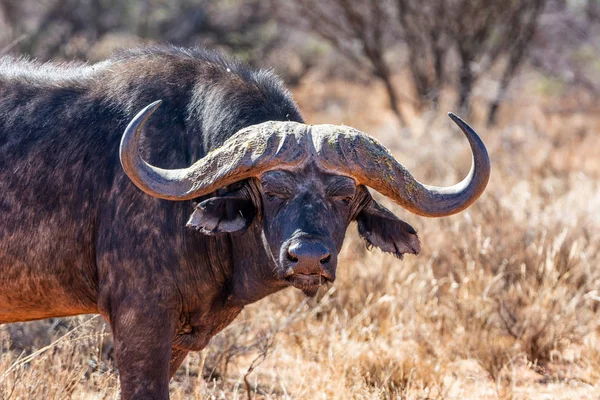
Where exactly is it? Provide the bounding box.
[265,191,285,201]
[325,176,356,206]
[330,194,353,206]
[261,170,295,202]
[341,195,354,204]
[327,191,355,206]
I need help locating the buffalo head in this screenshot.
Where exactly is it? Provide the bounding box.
[119,101,490,295]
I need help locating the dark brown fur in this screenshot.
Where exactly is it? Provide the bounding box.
[0,46,419,399]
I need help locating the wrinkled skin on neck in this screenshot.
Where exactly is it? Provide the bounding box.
[188,162,422,297]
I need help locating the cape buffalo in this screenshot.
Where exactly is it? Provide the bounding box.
[0,46,490,399]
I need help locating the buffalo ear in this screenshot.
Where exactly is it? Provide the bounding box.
[187,195,255,235]
[356,200,420,258]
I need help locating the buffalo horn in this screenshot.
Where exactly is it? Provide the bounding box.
[311,113,490,217]
[119,100,309,200]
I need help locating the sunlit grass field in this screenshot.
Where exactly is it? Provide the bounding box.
[1,73,599,399]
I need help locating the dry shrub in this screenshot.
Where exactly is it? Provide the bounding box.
[0,316,117,399]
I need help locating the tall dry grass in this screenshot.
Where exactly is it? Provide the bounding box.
[1,73,600,399]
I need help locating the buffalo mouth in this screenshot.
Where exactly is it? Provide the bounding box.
[285,273,334,296]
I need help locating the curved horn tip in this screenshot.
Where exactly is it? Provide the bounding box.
[121,99,164,150]
[141,99,163,116]
[447,112,464,124]
[447,112,481,135]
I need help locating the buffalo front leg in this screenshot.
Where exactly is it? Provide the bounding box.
[110,306,176,400]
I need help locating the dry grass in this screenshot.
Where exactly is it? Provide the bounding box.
[2,73,600,399]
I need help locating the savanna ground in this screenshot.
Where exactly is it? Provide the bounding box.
[1,69,600,399]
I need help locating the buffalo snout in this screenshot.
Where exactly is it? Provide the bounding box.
[280,237,336,291]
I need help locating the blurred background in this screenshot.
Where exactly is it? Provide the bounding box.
[1,0,599,125]
[1,1,600,399]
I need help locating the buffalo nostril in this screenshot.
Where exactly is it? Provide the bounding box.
[287,241,331,268]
